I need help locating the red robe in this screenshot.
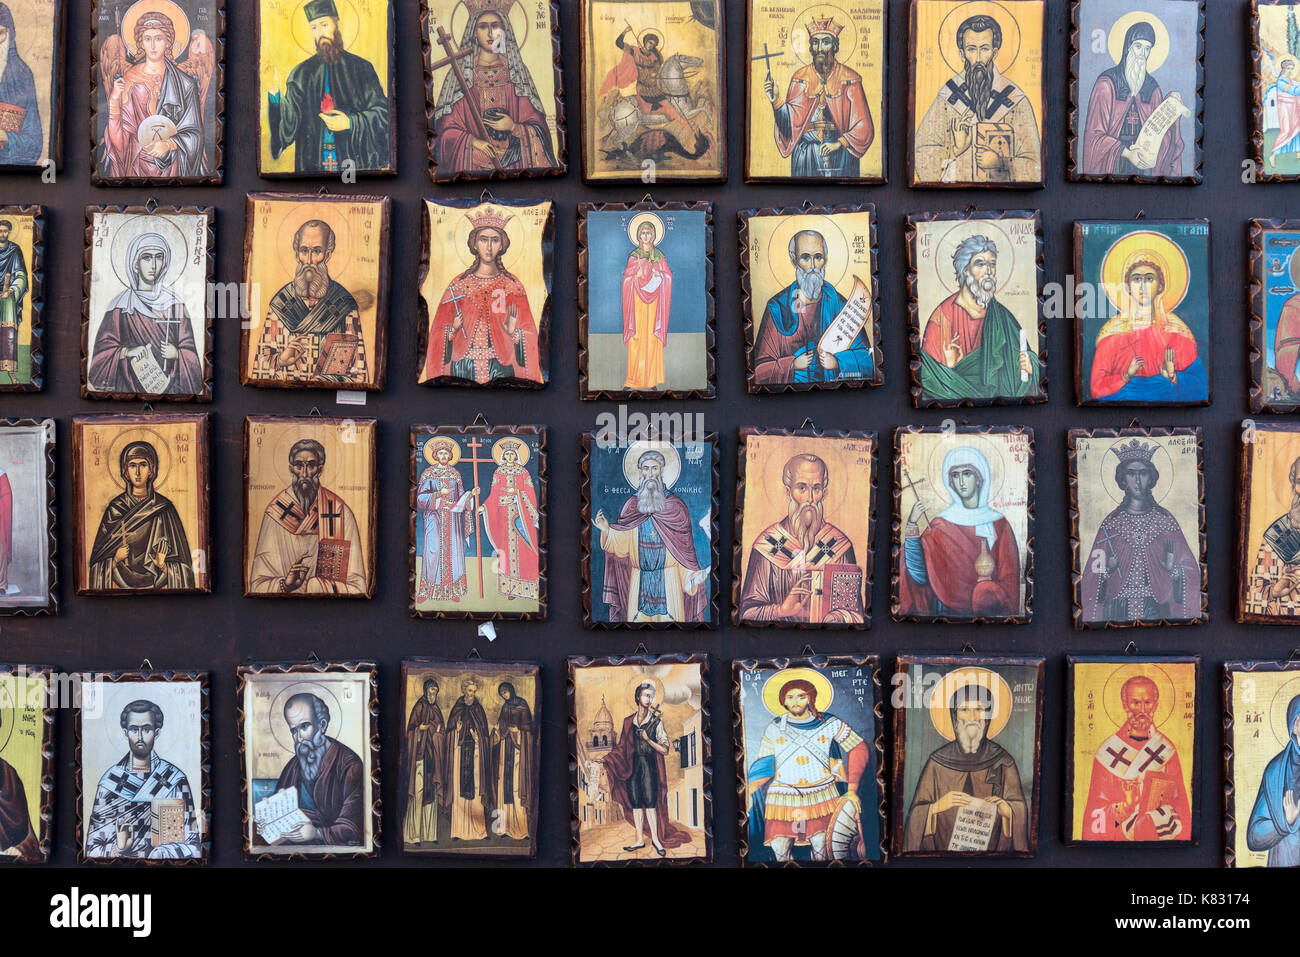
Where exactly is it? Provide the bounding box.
[481,463,539,596]
[1274,83,1300,159]
[434,62,554,174]
[424,270,540,384]
[1089,318,1198,399]
[922,295,987,363]
[773,62,874,159]
[1275,293,1300,393]
[621,252,672,345]
[899,517,1020,618]
[601,713,692,848]
[1082,74,1183,176]
[1082,726,1191,842]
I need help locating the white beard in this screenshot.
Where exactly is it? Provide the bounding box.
[796,265,825,303]
[0,38,10,80]
[963,270,995,309]
[1124,55,1147,96]
[957,720,985,754]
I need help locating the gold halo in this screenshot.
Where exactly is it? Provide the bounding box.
[423,435,462,467]
[928,219,1016,297]
[104,213,190,294]
[267,680,342,755]
[928,666,1012,741]
[448,0,529,55]
[289,0,361,57]
[1099,230,1190,315]
[122,0,191,60]
[623,441,681,490]
[625,672,664,708]
[491,436,529,467]
[1099,436,1175,505]
[1268,676,1300,749]
[1287,245,1300,292]
[1107,11,1170,73]
[274,203,354,282]
[104,427,174,492]
[1100,662,1176,728]
[452,203,519,269]
[757,437,853,529]
[761,667,834,716]
[764,213,851,299]
[923,434,1007,512]
[627,212,665,248]
[788,4,859,66]
[937,1,1021,77]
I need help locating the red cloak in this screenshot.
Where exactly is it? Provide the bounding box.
[774,62,874,159]
[899,517,1020,618]
[601,713,692,848]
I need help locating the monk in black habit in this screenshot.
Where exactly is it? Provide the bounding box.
[267,0,391,173]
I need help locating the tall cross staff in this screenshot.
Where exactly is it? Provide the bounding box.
[751,42,784,90]
[900,468,929,523]
[463,436,494,598]
[430,24,504,173]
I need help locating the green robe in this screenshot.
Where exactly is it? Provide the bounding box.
[919,297,1039,403]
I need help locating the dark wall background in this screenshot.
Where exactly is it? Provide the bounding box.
[0,0,1285,867]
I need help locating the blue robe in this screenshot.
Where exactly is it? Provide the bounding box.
[1247,693,1300,867]
[0,14,42,167]
[1095,355,1208,403]
[759,281,873,385]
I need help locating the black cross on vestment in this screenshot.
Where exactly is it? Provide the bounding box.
[807,536,840,564]
[987,84,1016,114]
[1105,745,1132,770]
[106,769,134,793]
[762,532,794,559]
[320,502,343,537]
[1138,743,1168,773]
[276,498,300,521]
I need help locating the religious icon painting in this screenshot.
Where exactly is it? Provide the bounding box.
[243,415,377,600]
[1250,218,1300,413]
[76,670,210,864]
[569,653,711,865]
[892,425,1033,623]
[581,433,718,629]
[241,192,390,392]
[908,0,1046,188]
[71,413,210,596]
[1224,660,1300,867]
[579,0,726,183]
[410,425,545,619]
[745,0,886,184]
[256,0,395,177]
[0,665,54,863]
[0,0,67,172]
[733,429,876,628]
[1074,219,1212,406]
[906,209,1045,407]
[82,205,214,402]
[1068,427,1207,630]
[891,654,1044,858]
[0,419,55,616]
[399,657,540,858]
[733,656,886,866]
[578,201,714,400]
[422,0,565,181]
[417,197,553,389]
[1068,0,1203,184]
[91,0,224,186]
[738,204,882,393]
[0,206,43,392]
[238,660,379,860]
[1236,422,1300,624]
[1065,655,1199,846]
[1251,0,1300,182]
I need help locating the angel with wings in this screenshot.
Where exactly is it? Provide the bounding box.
[98,2,215,179]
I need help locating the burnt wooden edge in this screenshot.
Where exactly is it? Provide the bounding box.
[567,652,713,866]
[239,192,391,391]
[1234,421,1300,623]
[254,0,397,177]
[730,427,877,629]
[736,203,884,394]
[421,0,569,182]
[577,200,716,400]
[1248,218,1300,413]
[742,0,889,184]
[1072,219,1214,407]
[578,1,728,184]
[731,655,887,866]
[70,413,212,596]
[907,0,1047,189]
[237,660,381,860]
[241,415,379,599]
[580,431,720,629]
[407,424,547,619]
[88,0,226,186]
[889,424,1036,624]
[397,657,541,859]
[1249,0,1300,182]
[414,196,554,390]
[890,654,1046,858]
[1065,0,1205,184]
[1062,655,1201,847]
[0,664,57,863]
[75,669,212,865]
[80,205,216,402]
[0,1,66,172]
[1066,426,1209,629]
[904,208,1048,407]
[0,419,57,616]
[0,206,45,392]
[1221,658,1300,867]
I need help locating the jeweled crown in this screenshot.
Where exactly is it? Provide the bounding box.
[807,16,844,39]
[466,206,513,232]
[1114,439,1156,464]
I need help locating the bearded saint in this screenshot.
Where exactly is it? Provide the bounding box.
[621,220,672,390]
[903,684,1029,853]
[1082,20,1184,177]
[478,441,540,601]
[594,450,706,623]
[0,4,42,167]
[404,678,445,846]
[919,235,1037,403]
[423,209,540,386]
[415,439,473,603]
[432,5,557,175]
[444,679,493,841]
[1245,455,1300,619]
[738,453,864,624]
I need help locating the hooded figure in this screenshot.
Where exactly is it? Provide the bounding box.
[1247,693,1300,866]
[0,4,43,166]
